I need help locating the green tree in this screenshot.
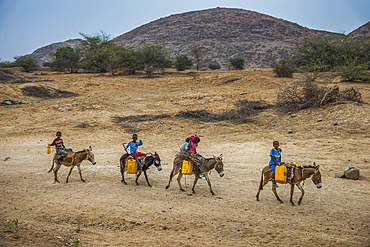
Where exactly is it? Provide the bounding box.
[50,47,80,73]
[137,42,168,77]
[174,56,192,71]
[208,63,221,70]
[78,31,112,73]
[14,55,39,72]
[229,58,245,70]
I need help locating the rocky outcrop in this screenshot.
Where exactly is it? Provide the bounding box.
[348,21,370,38]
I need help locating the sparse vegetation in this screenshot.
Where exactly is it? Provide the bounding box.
[191,44,202,71]
[272,59,294,78]
[49,47,80,73]
[208,63,221,70]
[6,219,19,233]
[229,58,245,70]
[174,56,193,71]
[13,55,39,72]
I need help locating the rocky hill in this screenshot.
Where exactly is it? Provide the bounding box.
[348,21,370,38]
[31,7,369,68]
[113,7,341,68]
[31,39,81,66]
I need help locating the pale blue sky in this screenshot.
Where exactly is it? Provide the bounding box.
[0,0,369,61]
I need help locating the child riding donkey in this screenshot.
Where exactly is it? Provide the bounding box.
[49,131,72,164]
[121,134,146,169]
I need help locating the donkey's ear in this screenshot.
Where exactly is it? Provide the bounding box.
[89,146,92,151]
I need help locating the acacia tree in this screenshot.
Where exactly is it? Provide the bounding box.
[78,31,112,72]
[137,42,168,77]
[191,44,202,71]
[229,58,245,70]
[50,47,80,73]
[14,55,39,72]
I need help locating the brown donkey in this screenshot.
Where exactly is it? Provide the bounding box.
[48,146,96,183]
[256,163,322,205]
[165,155,224,195]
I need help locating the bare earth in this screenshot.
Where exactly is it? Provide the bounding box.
[0,68,369,246]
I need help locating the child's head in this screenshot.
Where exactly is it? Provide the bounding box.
[185,137,190,142]
[273,140,279,149]
[193,137,200,144]
[132,134,138,141]
[56,131,62,137]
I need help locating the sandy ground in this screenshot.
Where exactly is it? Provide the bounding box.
[0,68,369,246]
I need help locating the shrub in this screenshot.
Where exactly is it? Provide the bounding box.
[208,63,221,70]
[174,56,192,71]
[228,58,245,70]
[13,55,39,72]
[272,59,294,78]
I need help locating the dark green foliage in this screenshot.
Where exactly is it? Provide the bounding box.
[0,60,15,68]
[13,55,39,72]
[229,58,245,70]
[272,59,294,78]
[291,35,370,81]
[163,59,173,68]
[137,42,168,77]
[208,63,221,70]
[50,47,80,73]
[174,56,193,71]
[78,31,112,73]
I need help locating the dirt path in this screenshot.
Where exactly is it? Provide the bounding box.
[0,69,369,246]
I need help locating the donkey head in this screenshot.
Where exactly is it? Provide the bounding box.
[311,163,322,188]
[153,152,162,171]
[214,154,224,177]
[87,146,96,165]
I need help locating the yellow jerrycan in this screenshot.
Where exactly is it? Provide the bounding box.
[275,165,287,183]
[181,160,193,175]
[127,159,138,174]
[47,144,51,154]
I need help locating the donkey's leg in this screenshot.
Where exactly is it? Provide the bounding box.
[48,156,56,173]
[192,176,199,194]
[66,165,75,183]
[204,173,215,195]
[256,173,270,201]
[142,170,152,187]
[290,184,295,205]
[53,163,62,183]
[165,164,181,189]
[135,171,143,186]
[76,163,85,182]
[177,173,185,191]
[272,183,283,203]
[120,160,127,185]
[297,184,305,205]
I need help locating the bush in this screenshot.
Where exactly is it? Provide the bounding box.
[174,56,192,71]
[208,63,221,70]
[14,55,39,72]
[272,59,294,78]
[228,58,245,70]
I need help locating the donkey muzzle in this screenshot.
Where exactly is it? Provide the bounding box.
[157,166,162,171]
[92,160,96,165]
[316,183,322,189]
[219,171,225,177]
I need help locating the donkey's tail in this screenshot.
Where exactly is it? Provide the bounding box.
[48,159,55,173]
[259,171,264,190]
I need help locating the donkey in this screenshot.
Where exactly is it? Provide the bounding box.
[48,146,96,183]
[256,163,322,205]
[165,155,224,195]
[120,152,162,187]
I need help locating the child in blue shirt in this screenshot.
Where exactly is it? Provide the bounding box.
[269,140,282,188]
[125,134,146,168]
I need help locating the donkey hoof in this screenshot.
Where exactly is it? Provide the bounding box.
[124,182,127,185]
[81,179,85,183]
[180,189,185,192]
[165,186,169,189]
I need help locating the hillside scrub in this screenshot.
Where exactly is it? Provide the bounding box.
[291,35,370,82]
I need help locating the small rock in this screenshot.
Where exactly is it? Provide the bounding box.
[163,226,168,230]
[291,114,296,117]
[335,172,345,178]
[4,157,10,161]
[4,100,12,105]
[344,167,360,180]
[334,122,338,126]
[288,130,293,134]
[271,124,277,126]
[317,119,322,122]
[265,114,271,117]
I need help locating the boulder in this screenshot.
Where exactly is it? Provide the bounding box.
[344,167,360,180]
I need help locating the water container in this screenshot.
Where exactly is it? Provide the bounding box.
[47,144,51,154]
[127,159,138,174]
[275,165,287,183]
[181,160,193,175]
